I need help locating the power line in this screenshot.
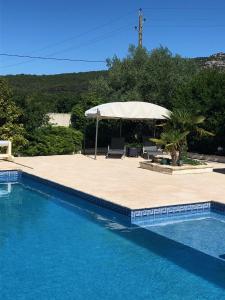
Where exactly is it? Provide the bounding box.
[34,10,136,54]
[143,7,225,10]
[149,23,225,27]
[33,11,135,55]
[1,10,136,69]
[0,23,133,69]
[0,53,106,63]
[47,23,133,57]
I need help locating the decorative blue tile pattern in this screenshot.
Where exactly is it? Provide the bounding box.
[0,170,20,183]
[131,202,211,220]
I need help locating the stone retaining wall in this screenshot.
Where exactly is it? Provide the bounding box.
[189,153,225,163]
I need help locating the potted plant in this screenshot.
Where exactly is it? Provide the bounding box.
[126,143,142,157]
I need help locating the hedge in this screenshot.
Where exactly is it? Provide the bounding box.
[21,126,83,156]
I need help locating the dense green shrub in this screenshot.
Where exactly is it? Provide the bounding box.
[21,126,83,156]
[71,103,86,132]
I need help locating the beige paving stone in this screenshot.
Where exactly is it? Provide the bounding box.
[0,155,225,210]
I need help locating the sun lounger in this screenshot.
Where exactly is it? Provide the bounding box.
[142,137,163,160]
[106,137,126,158]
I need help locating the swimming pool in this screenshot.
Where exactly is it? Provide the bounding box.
[1,171,225,299]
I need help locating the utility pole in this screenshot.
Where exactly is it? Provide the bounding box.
[135,8,145,47]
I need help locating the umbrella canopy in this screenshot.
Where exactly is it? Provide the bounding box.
[84,101,171,159]
[85,101,170,120]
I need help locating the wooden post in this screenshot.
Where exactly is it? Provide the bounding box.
[138,8,143,47]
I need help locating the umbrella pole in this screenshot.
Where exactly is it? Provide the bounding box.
[153,120,156,138]
[94,116,99,160]
[119,119,122,137]
[83,118,86,155]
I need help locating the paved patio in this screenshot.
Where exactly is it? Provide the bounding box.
[1,154,225,209]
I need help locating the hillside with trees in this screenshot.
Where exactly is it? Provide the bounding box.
[1,70,107,113]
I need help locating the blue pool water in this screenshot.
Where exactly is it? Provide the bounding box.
[144,213,225,260]
[1,177,225,299]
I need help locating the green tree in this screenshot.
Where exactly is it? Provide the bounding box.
[71,103,86,132]
[80,46,198,148]
[174,69,225,153]
[95,45,197,107]
[0,79,27,154]
[18,93,50,132]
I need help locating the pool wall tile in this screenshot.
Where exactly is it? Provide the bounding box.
[131,202,211,220]
[211,201,225,213]
[0,170,21,182]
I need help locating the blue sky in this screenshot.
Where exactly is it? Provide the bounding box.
[0,0,225,75]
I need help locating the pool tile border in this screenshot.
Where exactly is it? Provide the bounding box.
[131,202,211,219]
[0,170,21,183]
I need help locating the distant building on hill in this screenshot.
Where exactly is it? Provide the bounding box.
[47,113,71,127]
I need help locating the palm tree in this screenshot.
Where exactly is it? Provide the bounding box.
[160,108,214,160]
[166,108,211,134]
[151,130,189,166]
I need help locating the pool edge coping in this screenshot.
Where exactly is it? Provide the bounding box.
[1,169,225,219]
